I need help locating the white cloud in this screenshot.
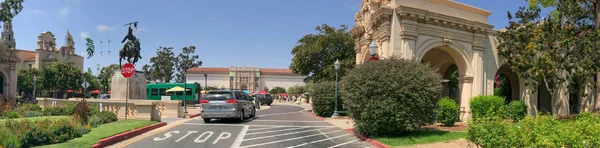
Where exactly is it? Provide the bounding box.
[32,10,44,14]
[80,32,89,39]
[96,25,115,32]
[59,7,69,17]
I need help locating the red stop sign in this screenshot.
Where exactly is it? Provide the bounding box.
[121,63,136,79]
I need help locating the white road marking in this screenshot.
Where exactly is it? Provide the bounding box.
[175,131,198,142]
[251,120,326,123]
[318,128,335,143]
[285,134,352,148]
[247,126,285,131]
[239,130,344,148]
[328,139,359,148]
[257,110,305,117]
[245,127,312,136]
[230,125,248,148]
[182,123,336,128]
[243,127,335,141]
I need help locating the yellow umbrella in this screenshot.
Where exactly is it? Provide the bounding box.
[166,86,190,92]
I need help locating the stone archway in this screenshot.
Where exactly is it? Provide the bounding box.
[0,73,4,96]
[494,64,520,103]
[240,84,248,91]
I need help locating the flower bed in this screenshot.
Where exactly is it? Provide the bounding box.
[1,118,90,147]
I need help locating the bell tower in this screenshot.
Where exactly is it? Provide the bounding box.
[1,21,16,49]
[65,29,75,55]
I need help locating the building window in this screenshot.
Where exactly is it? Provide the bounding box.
[28,64,32,69]
[151,88,158,96]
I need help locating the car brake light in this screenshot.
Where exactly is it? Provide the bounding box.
[226,99,237,104]
[200,100,210,104]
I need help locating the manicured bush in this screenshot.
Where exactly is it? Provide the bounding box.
[74,99,91,125]
[90,115,103,128]
[98,111,118,123]
[310,81,341,117]
[469,95,505,119]
[467,112,600,147]
[340,58,443,136]
[16,103,42,114]
[21,111,42,117]
[2,111,20,119]
[89,104,99,115]
[435,97,459,126]
[42,103,75,116]
[0,127,22,148]
[4,118,91,147]
[505,100,527,121]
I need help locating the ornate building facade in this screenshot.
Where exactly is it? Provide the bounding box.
[350,0,599,120]
[186,66,306,93]
[0,21,20,96]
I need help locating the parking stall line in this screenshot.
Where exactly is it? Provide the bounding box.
[230,125,249,148]
[239,130,344,148]
[182,123,335,128]
[243,127,335,141]
[327,139,359,148]
[245,127,312,136]
[252,120,326,123]
[247,126,285,131]
[284,134,352,148]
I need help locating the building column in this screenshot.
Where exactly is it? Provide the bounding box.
[472,49,484,96]
[458,76,473,121]
[520,78,538,115]
[399,19,418,60]
[8,63,17,97]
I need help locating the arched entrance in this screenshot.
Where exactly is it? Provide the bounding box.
[0,73,4,96]
[494,64,520,104]
[240,84,248,91]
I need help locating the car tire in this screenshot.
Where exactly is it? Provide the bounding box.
[249,108,256,118]
[203,118,211,123]
[267,103,271,106]
[237,110,245,122]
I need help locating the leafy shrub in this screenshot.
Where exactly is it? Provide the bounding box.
[435,97,459,126]
[340,58,442,136]
[468,113,600,147]
[89,104,99,115]
[97,111,118,124]
[469,95,505,119]
[42,103,75,116]
[505,100,527,121]
[21,111,42,117]
[0,96,17,114]
[0,127,22,148]
[90,115,103,128]
[310,81,340,117]
[73,99,91,125]
[16,103,42,114]
[4,118,91,147]
[2,111,19,119]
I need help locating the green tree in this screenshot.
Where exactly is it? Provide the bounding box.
[287,84,306,94]
[174,46,203,83]
[147,47,176,83]
[17,68,43,94]
[498,2,600,115]
[0,0,24,22]
[290,24,355,83]
[269,86,286,94]
[142,64,153,81]
[98,64,120,92]
[42,61,83,98]
[85,37,95,59]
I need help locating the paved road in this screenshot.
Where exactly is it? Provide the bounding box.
[125,104,372,148]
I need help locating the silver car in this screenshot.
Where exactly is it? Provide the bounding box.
[200,90,256,123]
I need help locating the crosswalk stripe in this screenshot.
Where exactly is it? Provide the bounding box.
[240,130,344,148]
[243,127,334,141]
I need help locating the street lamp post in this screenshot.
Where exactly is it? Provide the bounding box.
[204,74,207,91]
[331,59,341,118]
[368,40,379,61]
[33,76,37,102]
[183,69,188,114]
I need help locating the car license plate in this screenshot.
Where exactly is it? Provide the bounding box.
[210,106,221,110]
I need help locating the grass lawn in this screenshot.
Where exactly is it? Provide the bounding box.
[374,129,467,147]
[0,116,70,125]
[37,120,157,148]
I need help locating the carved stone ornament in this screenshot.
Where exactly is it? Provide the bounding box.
[442,38,453,46]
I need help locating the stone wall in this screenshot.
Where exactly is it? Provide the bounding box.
[111,70,147,100]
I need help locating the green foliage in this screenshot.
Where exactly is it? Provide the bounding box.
[0,127,22,148]
[42,104,75,116]
[505,100,528,121]
[310,81,338,117]
[2,111,19,119]
[4,118,91,147]
[174,46,203,83]
[73,99,91,125]
[96,111,118,124]
[98,64,120,92]
[469,95,506,119]
[290,24,355,83]
[15,103,41,114]
[435,97,459,126]
[16,68,43,94]
[0,0,24,22]
[269,86,286,94]
[287,84,307,95]
[468,113,600,147]
[145,47,176,82]
[340,58,442,136]
[85,37,95,59]
[21,111,42,118]
[89,115,102,128]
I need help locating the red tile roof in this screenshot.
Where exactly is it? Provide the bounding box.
[187,67,229,74]
[260,68,293,76]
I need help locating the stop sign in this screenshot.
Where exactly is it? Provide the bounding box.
[121,63,135,79]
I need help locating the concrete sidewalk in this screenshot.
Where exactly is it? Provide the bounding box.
[274,101,355,130]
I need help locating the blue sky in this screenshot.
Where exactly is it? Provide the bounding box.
[11,0,533,74]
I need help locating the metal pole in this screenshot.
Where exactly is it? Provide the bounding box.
[204,74,207,91]
[332,69,339,117]
[33,77,36,102]
[125,78,128,120]
[183,69,188,113]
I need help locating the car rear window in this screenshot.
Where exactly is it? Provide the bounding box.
[205,92,233,101]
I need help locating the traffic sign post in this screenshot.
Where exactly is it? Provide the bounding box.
[82,81,89,98]
[121,63,135,120]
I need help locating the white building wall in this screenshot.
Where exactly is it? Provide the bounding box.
[187,73,229,89]
[260,75,305,90]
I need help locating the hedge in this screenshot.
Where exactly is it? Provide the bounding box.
[340,58,442,136]
[3,118,90,147]
[435,97,459,126]
[469,95,505,119]
[310,81,341,117]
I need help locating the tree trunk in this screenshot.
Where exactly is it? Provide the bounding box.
[596,0,600,30]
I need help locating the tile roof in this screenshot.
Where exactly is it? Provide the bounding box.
[260,68,293,76]
[17,49,36,61]
[187,67,229,74]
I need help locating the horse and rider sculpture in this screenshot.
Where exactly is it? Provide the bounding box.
[120,21,142,68]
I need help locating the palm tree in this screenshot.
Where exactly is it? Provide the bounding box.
[85,37,95,59]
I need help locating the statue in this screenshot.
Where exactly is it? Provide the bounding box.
[119,21,142,68]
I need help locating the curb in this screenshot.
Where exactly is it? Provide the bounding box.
[345,129,390,148]
[304,110,325,120]
[92,122,167,148]
[188,113,201,119]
